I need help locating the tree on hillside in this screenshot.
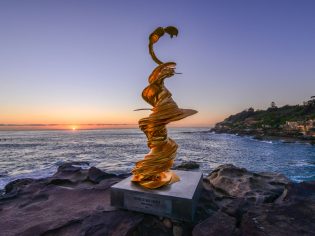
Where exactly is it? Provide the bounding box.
[270,101,277,109]
[248,107,255,112]
[309,96,315,105]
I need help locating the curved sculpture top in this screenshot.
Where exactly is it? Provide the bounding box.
[131,26,197,189]
[148,26,178,65]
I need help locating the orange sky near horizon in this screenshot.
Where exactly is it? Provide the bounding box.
[0,108,223,130]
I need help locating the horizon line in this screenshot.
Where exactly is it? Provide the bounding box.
[0,123,135,127]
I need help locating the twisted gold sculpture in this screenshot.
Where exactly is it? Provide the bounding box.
[131,26,197,189]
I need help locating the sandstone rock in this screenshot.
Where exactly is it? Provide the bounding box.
[173,224,183,236]
[192,212,237,236]
[241,201,315,236]
[134,215,173,235]
[195,165,315,236]
[194,180,220,222]
[163,218,172,228]
[241,181,315,236]
[4,178,34,194]
[207,164,289,203]
[174,161,200,170]
[88,166,116,183]
[278,181,315,202]
[0,164,142,236]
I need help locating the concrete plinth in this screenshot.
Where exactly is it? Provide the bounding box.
[110,170,203,222]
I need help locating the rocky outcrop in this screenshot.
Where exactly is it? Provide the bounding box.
[194,164,314,236]
[240,181,315,236]
[207,164,289,203]
[192,212,237,236]
[0,162,142,236]
[0,163,314,236]
[174,161,200,170]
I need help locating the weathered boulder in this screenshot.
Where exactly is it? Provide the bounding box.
[193,212,237,236]
[198,165,315,236]
[88,166,117,183]
[207,164,289,203]
[174,161,200,170]
[241,181,315,236]
[4,178,34,194]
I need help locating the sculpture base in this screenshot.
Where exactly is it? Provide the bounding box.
[110,170,203,222]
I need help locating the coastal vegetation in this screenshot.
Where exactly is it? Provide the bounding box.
[212,97,315,142]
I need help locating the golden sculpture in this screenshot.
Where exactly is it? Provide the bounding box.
[131,26,197,189]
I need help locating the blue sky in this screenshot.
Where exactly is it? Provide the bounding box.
[0,0,314,127]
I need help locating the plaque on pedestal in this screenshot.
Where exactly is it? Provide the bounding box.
[110,170,202,222]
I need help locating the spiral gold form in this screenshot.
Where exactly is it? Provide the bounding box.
[131,26,197,189]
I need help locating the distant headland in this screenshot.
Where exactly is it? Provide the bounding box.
[211,96,315,144]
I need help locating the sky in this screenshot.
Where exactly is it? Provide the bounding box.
[0,0,314,130]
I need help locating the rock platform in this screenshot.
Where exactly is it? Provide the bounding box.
[0,163,314,236]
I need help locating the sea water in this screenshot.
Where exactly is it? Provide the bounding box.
[0,128,314,189]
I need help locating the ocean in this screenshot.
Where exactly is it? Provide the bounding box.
[0,128,315,189]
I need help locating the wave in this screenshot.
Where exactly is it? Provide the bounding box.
[0,129,314,190]
[0,143,45,148]
[261,140,273,144]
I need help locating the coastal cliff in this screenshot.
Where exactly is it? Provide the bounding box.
[211,98,315,143]
[1,163,314,236]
